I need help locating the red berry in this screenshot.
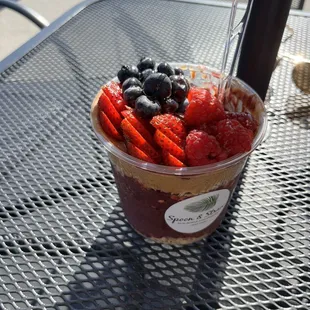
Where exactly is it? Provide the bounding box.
[151,116,185,147]
[217,150,228,162]
[121,109,156,147]
[121,118,161,162]
[187,86,205,101]
[151,114,187,140]
[184,87,226,127]
[126,142,156,163]
[216,119,254,156]
[154,130,186,162]
[102,81,126,112]
[225,111,258,132]
[98,92,123,130]
[120,109,132,118]
[162,150,186,167]
[187,87,212,108]
[99,111,123,141]
[185,130,222,166]
[197,121,218,136]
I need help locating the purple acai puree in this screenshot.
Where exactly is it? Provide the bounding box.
[112,165,240,241]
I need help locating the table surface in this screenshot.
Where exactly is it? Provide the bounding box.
[0,0,309,309]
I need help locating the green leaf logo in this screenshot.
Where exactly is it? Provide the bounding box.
[184,194,219,213]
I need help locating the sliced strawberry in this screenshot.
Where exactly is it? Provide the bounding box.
[126,142,156,163]
[98,92,123,129]
[121,109,132,118]
[151,119,182,146]
[121,118,161,162]
[102,81,126,112]
[151,114,187,140]
[121,110,156,147]
[162,150,186,167]
[99,111,123,141]
[122,108,154,132]
[154,130,185,162]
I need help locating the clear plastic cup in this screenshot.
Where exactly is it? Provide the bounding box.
[90,63,267,245]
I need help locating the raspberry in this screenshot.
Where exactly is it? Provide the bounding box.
[185,130,222,166]
[225,112,258,132]
[216,119,254,156]
[197,121,218,136]
[184,87,226,127]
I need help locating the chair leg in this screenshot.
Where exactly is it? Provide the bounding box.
[0,0,49,29]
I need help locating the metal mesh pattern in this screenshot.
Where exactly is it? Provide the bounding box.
[292,0,304,9]
[0,0,309,309]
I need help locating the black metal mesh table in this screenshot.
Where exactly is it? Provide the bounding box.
[0,0,309,309]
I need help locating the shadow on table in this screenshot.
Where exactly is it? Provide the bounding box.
[282,93,310,130]
[262,140,310,309]
[53,192,240,310]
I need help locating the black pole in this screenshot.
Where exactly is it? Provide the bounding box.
[236,0,292,101]
[298,0,305,10]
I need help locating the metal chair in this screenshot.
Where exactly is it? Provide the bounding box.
[0,0,49,29]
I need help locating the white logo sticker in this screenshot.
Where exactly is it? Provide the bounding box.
[164,189,230,233]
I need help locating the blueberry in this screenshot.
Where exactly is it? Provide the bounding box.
[135,95,161,118]
[169,75,190,103]
[122,77,142,92]
[157,62,174,76]
[177,98,189,113]
[117,65,140,84]
[140,69,154,82]
[143,73,172,101]
[137,57,156,72]
[162,98,179,113]
[123,86,143,107]
[174,67,184,75]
